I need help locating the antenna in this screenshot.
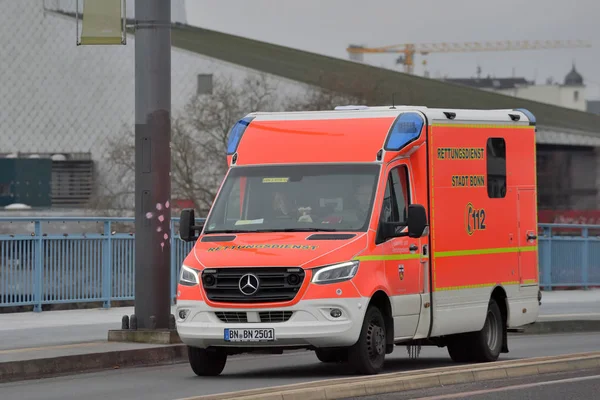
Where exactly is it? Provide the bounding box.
[391,93,397,109]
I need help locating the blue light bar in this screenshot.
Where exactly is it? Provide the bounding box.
[514,108,537,125]
[226,116,255,155]
[384,112,425,151]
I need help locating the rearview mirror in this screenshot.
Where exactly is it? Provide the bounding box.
[407,204,428,238]
[379,204,428,241]
[179,208,203,242]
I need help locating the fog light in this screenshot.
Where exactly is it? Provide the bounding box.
[330,308,342,318]
[178,309,190,320]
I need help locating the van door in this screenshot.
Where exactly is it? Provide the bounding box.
[376,162,423,340]
[517,188,539,289]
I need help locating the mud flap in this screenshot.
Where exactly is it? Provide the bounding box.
[501,318,509,353]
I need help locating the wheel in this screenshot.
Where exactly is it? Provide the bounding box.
[447,335,474,363]
[347,306,387,375]
[446,299,504,363]
[315,348,348,363]
[469,298,504,362]
[187,346,227,376]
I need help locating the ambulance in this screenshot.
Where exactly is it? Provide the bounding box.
[175,105,541,376]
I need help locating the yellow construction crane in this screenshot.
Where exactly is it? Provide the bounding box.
[346,40,592,75]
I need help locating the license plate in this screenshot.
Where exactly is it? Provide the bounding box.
[224,328,275,342]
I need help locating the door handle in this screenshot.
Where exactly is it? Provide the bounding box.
[409,244,418,252]
[527,233,537,241]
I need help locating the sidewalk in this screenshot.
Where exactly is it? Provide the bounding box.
[538,289,600,320]
[0,306,134,351]
[1,290,599,383]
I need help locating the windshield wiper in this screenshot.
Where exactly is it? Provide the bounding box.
[204,229,287,234]
[205,228,340,234]
[204,229,243,234]
[277,228,339,232]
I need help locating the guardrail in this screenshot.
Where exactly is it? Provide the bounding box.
[0,218,598,311]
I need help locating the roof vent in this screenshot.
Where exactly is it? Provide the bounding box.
[443,112,456,120]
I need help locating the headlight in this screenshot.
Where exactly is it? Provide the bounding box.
[311,261,359,284]
[179,265,200,286]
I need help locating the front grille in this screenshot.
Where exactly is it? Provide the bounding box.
[202,267,305,304]
[259,311,293,323]
[214,311,294,323]
[215,312,248,323]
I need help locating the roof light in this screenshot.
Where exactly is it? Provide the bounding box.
[226,116,255,155]
[514,108,536,125]
[334,105,369,110]
[384,112,425,151]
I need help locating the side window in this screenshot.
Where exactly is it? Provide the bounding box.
[487,138,507,199]
[381,181,393,223]
[380,165,410,223]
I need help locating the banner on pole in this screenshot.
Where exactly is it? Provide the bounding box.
[78,0,126,45]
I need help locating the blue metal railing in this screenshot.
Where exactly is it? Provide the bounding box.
[0,217,202,312]
[0,218,598,311]
[538,223,600,290]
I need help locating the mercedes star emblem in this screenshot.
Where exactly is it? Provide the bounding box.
[239,273,260,296]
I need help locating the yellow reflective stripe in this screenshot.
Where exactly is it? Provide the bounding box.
[436,281,521,291]
[354,254,421,261]
[436,246,537,258]
[432,123,533,130]
[355,246,537,262]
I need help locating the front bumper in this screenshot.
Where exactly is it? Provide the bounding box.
[175,297,368,349]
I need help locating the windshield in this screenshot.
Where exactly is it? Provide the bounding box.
[204,164,380,233]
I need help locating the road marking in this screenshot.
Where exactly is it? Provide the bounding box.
[410,374,600,400]
[0,341,106,354]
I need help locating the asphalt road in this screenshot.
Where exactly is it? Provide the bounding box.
[344,368,600,400]
[0,333,599,400]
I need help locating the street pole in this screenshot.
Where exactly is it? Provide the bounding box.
[134,0,172,330]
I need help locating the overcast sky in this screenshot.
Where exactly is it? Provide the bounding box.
[185,0,600,100]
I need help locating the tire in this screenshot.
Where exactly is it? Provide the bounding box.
[469,298,504,362]
[315,348,348,363]
[347,306,387,375]
[446,299,504,363]
[187,346,227,376]
[447,335,474,363]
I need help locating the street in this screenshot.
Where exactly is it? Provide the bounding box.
[0,332,598,400]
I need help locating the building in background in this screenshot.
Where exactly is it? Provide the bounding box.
[2,1,600,217]
[0,1,308,212]
[443,65,589,112]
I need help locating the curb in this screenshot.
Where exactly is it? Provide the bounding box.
[179,351,600,400]
[508,320,600,335]
[108,329,182,344]
[0,344,188,384]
